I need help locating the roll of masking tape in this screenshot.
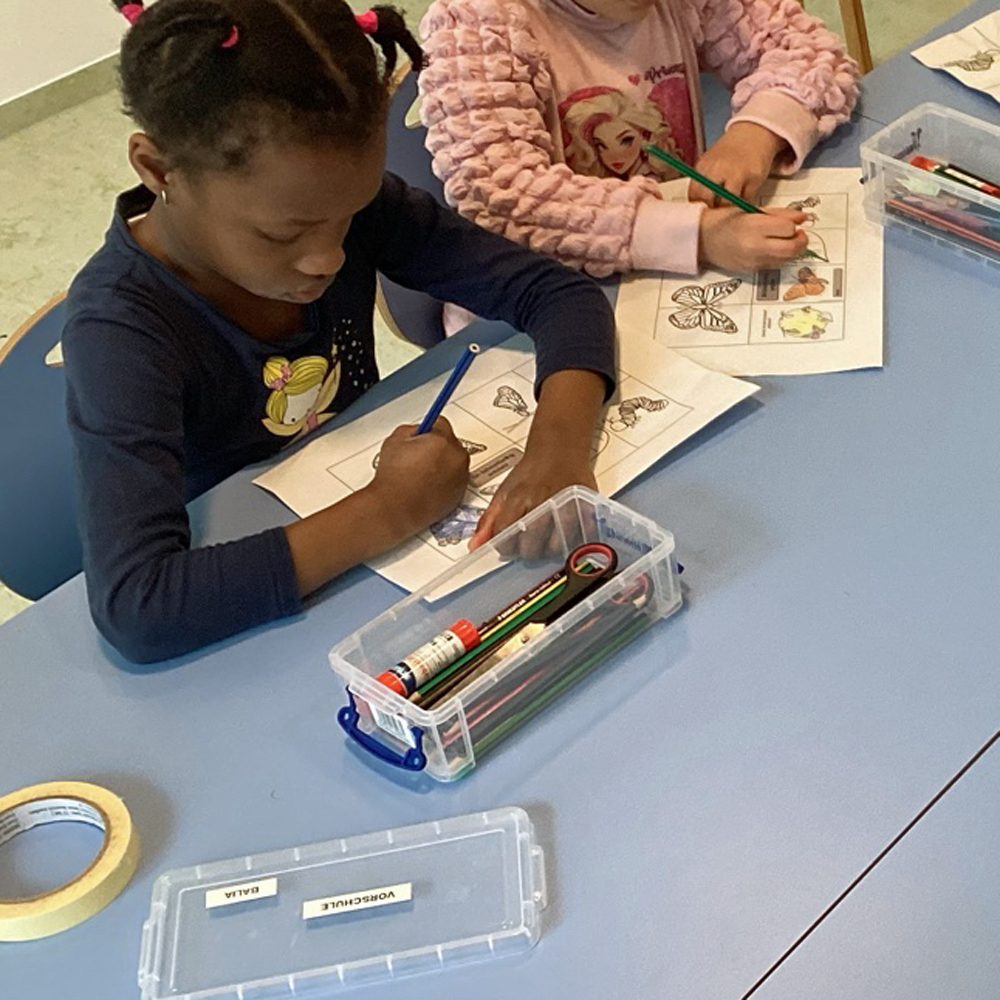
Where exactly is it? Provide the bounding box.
[0,780,140,941]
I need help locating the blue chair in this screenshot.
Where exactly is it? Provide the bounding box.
[379,71,448,349]
[0,294,83,600]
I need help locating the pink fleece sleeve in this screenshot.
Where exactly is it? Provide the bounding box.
[683,0,860,170]
[418,0,699,276]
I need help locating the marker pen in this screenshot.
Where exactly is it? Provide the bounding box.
[909,155,1000,199]
[377,564,571,698]
[377,619,480,696]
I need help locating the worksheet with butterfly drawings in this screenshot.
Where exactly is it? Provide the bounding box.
[254,333,756,593]
[615,168,884,376]
[911,8,1000,103]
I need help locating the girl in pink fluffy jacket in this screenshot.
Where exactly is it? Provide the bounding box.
[418,0,860,278]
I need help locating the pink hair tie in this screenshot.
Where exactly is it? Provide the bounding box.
[120,3,143,25]
[221,24,239,48]
[355,10,378,34]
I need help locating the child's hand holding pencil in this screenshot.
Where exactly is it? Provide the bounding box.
[644,141,821,272]
[370,419,470,538]
[698,206,810,273]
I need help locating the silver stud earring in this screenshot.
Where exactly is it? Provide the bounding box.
[161,188,168,205]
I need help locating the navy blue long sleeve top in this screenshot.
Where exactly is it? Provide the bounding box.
[63,174,615,663]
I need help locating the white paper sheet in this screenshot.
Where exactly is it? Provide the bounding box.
[254,334,756,592]
[912,9,1000,103]
[615,169,884,376]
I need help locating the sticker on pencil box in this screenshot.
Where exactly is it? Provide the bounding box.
[205,877,278,909]
[370,704,417,747]
[302,882,412,920]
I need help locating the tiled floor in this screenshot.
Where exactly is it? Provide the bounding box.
[0,0,973,623]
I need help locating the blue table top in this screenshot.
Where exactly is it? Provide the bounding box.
[3,21,1000,1000]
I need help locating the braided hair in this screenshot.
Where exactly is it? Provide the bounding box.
[110,0,423,171]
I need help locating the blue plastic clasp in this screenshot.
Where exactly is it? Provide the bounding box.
[337,690,427,771]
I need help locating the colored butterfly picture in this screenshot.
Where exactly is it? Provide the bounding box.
[667,278,743,333]
[783,266,828,301]
[429,504,485,546]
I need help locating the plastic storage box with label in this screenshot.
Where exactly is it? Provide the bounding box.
[861,102,1000,268]
[330,486,682,782]
[138,807,546,999]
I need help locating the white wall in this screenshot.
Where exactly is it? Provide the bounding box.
[0,0,125,105]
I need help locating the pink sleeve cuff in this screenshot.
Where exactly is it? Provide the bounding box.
[727,90,821,174]
[631,196,705,276]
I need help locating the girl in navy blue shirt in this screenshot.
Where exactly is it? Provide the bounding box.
[64,0,616,662]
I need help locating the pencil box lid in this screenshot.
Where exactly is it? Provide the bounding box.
[138,806,546,999]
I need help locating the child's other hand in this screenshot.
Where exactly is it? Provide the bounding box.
[688,123,788,206]
[699,207,808,273]
[469,451,597,551]
[368,418,470,537]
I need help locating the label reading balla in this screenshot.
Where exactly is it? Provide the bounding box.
[302,882,412,920]
[205,877,278,909]
[370,704,417,748]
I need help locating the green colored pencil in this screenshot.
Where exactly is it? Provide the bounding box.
[473,616,651,757]
[644,142,827,262]
[410,579,568,705]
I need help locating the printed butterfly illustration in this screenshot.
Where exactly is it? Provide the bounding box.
[783,266,828,301]
[493,385,531,418]
[667,278,743,334]
[944,49,1000,72]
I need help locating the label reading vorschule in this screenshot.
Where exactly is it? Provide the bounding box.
[302,882,413,920]
[205,877,278,909]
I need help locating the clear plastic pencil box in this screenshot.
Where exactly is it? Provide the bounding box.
[329,486,682,782]
[860,102,1000,268]
[138,806,545,999]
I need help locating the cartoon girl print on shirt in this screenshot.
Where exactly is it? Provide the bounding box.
[261,344,341,439]
[559,70,697,181]
[561,87,677,180]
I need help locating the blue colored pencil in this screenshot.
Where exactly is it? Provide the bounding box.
[416,343,480,434]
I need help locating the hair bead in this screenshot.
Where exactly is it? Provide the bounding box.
[120,3,144,24]
[355,10,378,35]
